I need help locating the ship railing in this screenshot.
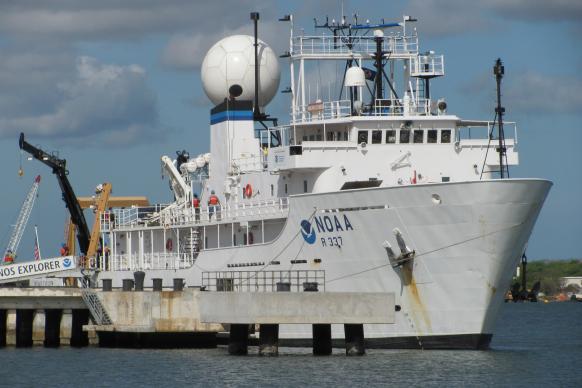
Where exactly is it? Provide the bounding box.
[457,121,518,143]
[101,198,290,230]
[410,54,445,77]
[100,204,171,231]
[158,197,290,228]
[291,34,418,57]
[289,97,431,124]
[202,270,325,292]
[105,252,194,272]
[371,98,431,116]
[291,99,352,124]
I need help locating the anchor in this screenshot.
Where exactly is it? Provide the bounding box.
[383,228,415,268]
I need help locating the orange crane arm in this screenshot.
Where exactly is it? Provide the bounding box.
[86,183,112,259]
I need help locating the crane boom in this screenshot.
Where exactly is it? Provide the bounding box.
[86,182,112,259]
[18,133,90,256]
[3,175,41,259]
[161,155,191,204]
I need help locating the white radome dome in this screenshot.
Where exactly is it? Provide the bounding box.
[201,35,280,107]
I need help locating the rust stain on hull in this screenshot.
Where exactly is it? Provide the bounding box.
[401,262,432,332]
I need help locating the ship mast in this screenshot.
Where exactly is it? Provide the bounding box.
[494,58,508,178]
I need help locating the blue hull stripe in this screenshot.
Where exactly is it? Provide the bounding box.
[210,110,253,125]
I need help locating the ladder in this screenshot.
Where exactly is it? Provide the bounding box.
[81,288,113,325]
[182,228,201,260]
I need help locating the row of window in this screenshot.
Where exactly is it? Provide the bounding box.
[358,129,452,145]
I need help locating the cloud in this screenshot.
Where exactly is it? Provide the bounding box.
[461,69,582,116]
[0,1,275,40]
[161,20,287,70]
[485,0,582,22]
[504,72,582,115]
[406,0,582,36]
[0,56,159,146]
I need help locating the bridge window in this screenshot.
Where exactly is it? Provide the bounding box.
[428,130,437,143]
[399,129,410,143]
[372,130,382,144]
[413,130,424,143]
[303,180,308,193]
[386,130,396,143]
[441,129,451,143]
[285,183,288,194]
[357,130,368,144]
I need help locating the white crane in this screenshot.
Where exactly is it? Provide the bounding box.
[161,156,191,204]
[3,175,41,261]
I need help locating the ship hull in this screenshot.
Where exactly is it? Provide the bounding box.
[100,179,551,349]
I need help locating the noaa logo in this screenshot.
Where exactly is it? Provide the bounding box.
[63,258,72,268]
[300,220,316,244]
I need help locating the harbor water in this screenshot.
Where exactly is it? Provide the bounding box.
[1,302,580,387]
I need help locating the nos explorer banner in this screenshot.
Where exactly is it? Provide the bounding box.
[0,256,77,283]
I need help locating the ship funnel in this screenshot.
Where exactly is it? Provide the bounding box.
[345,67,366,87]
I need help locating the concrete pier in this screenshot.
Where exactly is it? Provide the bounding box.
[5,309,16,346]
[198,292,394,356]
[0,286,395,353]
[32,309,45,346]
[59,309,72,346]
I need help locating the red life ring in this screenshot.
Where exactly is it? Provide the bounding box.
[244,184,253,198]
[166,238,173,251]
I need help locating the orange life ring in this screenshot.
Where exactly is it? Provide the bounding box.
[166,238,173,251]
[244,184,253,198]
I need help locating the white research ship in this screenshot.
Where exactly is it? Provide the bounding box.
[94,14,551,349]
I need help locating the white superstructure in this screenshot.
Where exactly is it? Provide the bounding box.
[94,14,551,349]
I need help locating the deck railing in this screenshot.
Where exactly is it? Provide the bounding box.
[202,270,326,292]
[101,197,290,231]
[292,34,418,57]
[103,252,195,272]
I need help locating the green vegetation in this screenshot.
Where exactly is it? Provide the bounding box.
[515,259,582,295]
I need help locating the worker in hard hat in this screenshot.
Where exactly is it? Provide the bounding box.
[192,193,201,222]
[208,190,220,220]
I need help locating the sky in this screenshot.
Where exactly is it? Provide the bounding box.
[0,0,580,261]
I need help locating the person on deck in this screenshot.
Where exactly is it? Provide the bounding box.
[208,190,220,220]
[192,193,201,222]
